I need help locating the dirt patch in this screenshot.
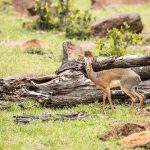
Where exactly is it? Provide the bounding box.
[0,39,49,49]
[99,120,150,141]
[136,108,150,116]
[21,39,42,49]
[119,131,150,149]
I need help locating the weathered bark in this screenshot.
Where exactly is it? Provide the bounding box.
[0,42,150,107]
[94,55,150,70]
[57,42,150,78]
[0,69,150,107]
[57,53,150,80]
[13,111,89,124]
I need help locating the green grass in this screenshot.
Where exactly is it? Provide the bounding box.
[0,0,150,149]
[0,101,149,150]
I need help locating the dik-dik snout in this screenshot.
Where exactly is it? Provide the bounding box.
[85,57,93,71]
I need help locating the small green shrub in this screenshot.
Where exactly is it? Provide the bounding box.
[32,0,59,30]
[65,10,93,40]
[24,47,45,55]
[96,22,142,56]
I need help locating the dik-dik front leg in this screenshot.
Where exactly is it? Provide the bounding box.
[106,88,115,112]
[102,90,107,112]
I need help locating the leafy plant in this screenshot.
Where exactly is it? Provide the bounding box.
[65,10,94,40]
[29,0,94,39]
[96,22,142,56]
[57,0,74,25]
[32,0,59,30]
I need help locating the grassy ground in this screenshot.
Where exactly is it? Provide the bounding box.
[0,101,148,150]
[0,0,150,149]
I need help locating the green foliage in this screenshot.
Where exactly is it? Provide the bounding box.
[65,10,93,40]
[96,22,142,56]
[24,47,45,55]
[30,0,94,39]
[32,0,59,30]
[57,0,74,25]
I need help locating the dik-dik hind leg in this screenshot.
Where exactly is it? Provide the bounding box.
[132,89,144,112]
[102,90,107,112]
[106,88,114,112]
[121,88,136,113]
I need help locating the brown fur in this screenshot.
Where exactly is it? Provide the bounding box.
[84,51,93,58]
[85,58,144,112]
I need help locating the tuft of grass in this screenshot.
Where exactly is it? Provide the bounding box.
[24,47,45,55]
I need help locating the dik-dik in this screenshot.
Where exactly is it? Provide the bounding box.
[85,58,144,112]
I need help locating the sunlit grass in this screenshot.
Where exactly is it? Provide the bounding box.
[0,46,61,77]
[0,101,148,150]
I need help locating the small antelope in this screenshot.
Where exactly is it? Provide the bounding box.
[85,57,144,112]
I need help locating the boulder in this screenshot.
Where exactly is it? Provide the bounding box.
[12,0,52,17]
[91,0,150,9]
[91,13,143,37]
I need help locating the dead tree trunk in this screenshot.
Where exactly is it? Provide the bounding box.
[0,41,150,107]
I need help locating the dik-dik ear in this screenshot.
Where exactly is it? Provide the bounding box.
[84,57,93,63]
[84,50,93,57]
[92,56,97,62]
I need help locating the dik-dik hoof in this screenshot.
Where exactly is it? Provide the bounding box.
[111,108,115,113]
[128,108,135,114]
[138,108,143,113]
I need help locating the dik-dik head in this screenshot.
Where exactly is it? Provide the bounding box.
[84,57,93,72]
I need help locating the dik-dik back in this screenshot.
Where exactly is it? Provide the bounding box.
[95,68,141,89]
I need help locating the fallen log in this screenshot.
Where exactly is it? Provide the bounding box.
[0,41,150,107]
[13,111,89,124]
[0,69,150,107]
[57,42,150,80]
